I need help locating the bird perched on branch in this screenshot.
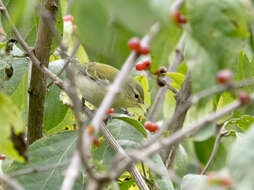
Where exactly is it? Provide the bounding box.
[77,62,144,110]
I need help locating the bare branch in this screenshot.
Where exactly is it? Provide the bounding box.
[192,77,254,104]
[60,151,81,190]
[147,33,186,122]
[47,41,80,88]
[0,0,67,90]
[200,126,227,175]
[130,93,254,162]
[27,0,59,143]
[0,174,25,190]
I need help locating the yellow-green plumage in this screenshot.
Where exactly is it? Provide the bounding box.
[77,62,144,109]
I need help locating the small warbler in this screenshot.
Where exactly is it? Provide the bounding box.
[77,62,144,109]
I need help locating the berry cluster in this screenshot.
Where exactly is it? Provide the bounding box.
[144,121,160,133]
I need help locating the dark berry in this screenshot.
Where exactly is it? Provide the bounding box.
[216,70,233,84]
[238,91,250,105]
[93,139,100,147]
[172,11,187,24]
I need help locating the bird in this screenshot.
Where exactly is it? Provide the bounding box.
[76,62,144,109]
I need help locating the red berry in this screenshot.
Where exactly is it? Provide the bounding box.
[216,70,233,84]
[144,121,160,133]
[107,108,114,114]
[63,15,74,23]
[128,37,141,51]
[93,139,100,147]
[220,177,232,187]
[238,91,250,105]
[172,11,187,24]
[0,154,6,160]
[143,60,151,70]
[136,62,146,71]
[138,44,150,55]
[0,27,3,34]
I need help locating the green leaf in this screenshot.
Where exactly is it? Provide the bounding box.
[186,0,250,92]
[1,0,62,53]
[0,92,26,162]
[107,0,157,35]
[226,115,254,132]
[229,125,254,190]
[194,137,227,171]
[216,92,234,124]
[181,174,207,190]
[92,119,144,169]
[185,36,217,92]
[0,56,28,96]
[174,145,191,178]
[112,114,147,137]
[4,131,84,190]
[10,71,28,125]
[165,72,185,90]
[163,90,176,120]
[187,0,249,65]
[73,0,110,55]
[44,60,68,132]
[150,154,175,190]
[46,109,75,135]
[150,24,182,72]
[193,123,216,142]
[235,51,254,92]
[136,75,151,107]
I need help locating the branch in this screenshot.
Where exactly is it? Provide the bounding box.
[147,32,186,122]
[0,174,25,190]
[27,0,59,144]
[47,41,80,88]
[0,0,66,91]
[200,126,227,175]
[191,77,254,104]
[60,151,81,190]
[78,23,160,190]
[130,93,254,162]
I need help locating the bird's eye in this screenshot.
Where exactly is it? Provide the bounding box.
[135,94,139,99]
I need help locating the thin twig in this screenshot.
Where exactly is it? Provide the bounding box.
[60,151,81,190]
[0,174,25,190]
[0,0,67,90]
[130,93,254,162]
[191,77,254,104]
[147,33,186,122]
[47,41,80,88]
[200,126,227,175]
